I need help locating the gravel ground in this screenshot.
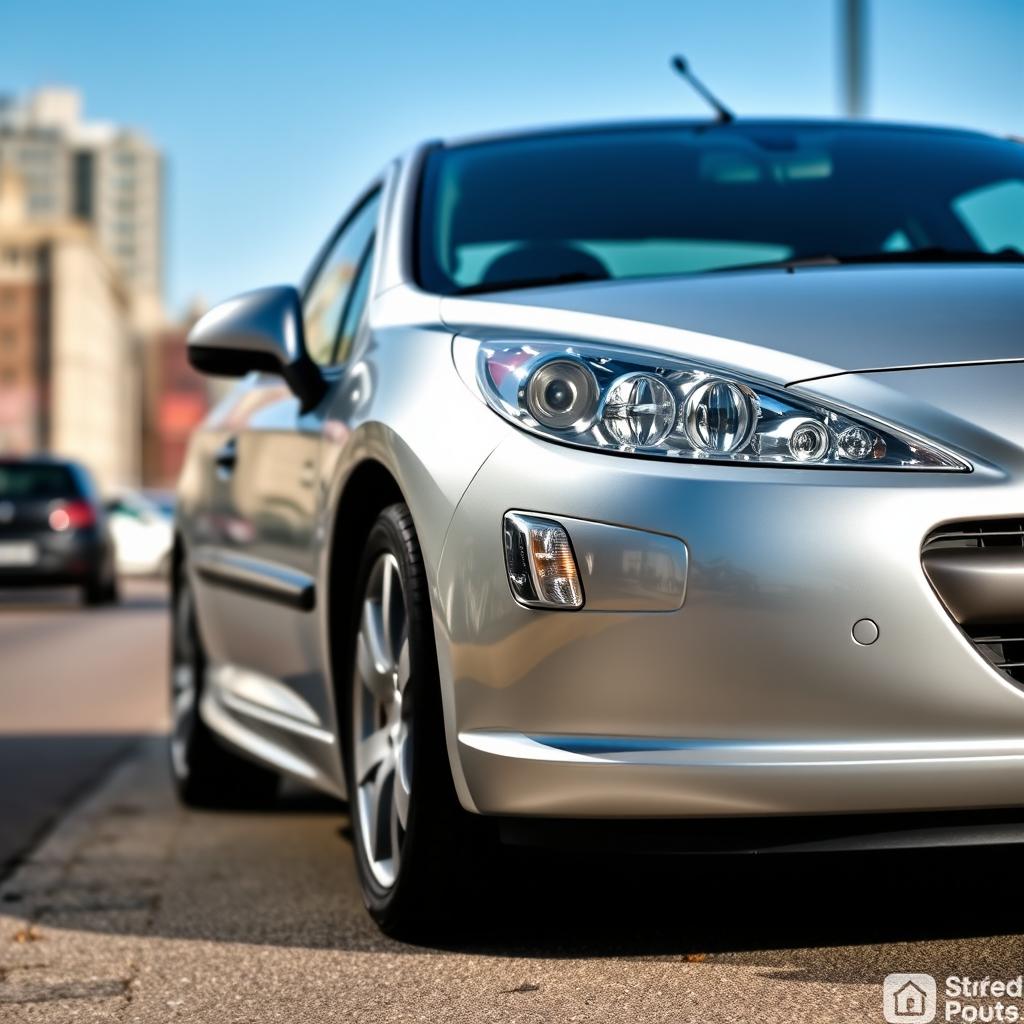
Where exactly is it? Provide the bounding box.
[3,738,1024,1023]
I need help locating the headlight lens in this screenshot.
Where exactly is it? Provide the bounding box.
[524,358,599,430]
[471,340,968,471]
[683,379,755,453]
[603,373,677,447]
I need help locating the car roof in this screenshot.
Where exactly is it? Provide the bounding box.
[439,116,998,151]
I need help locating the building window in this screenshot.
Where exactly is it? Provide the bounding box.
[73,151,95,220]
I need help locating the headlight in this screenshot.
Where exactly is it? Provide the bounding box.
[467,339,968,471]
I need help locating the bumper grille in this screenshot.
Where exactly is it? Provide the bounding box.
[968,628,1024,685]
[924,518,1024,551]
[923,518,1024,686]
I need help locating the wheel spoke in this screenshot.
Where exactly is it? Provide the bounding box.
[356,602,395,701]
[355,727,391,786]
[395,636,411,694]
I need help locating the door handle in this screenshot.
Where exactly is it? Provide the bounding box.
[215,437,238,479]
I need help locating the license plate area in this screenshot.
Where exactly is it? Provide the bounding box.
[0,542,39,567]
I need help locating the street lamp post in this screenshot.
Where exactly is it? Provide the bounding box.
[842,0,868,118]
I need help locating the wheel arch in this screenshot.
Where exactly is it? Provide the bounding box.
[323,458,406,709]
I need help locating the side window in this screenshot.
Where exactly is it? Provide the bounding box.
[302,190,380,365]
[333,240,374,365]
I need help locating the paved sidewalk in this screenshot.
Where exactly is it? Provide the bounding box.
[1,739,1023,1022]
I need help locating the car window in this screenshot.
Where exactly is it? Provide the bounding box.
[303,191,380,365]
[0,464,80,499]
[417,127,1024,294]
[332,240,375,365]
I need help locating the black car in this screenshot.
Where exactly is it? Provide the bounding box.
[0,457,118,605]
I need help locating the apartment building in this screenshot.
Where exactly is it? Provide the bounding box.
[0,168,136,487]
[0,87,164,329]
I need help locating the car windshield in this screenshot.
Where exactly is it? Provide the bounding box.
[416,123,1024,295]
[0,463,79,500]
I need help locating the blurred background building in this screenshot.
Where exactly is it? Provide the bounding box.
[141,303,208,488]
[0,87,209,490]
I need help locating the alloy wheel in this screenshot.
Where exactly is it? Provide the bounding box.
[353,552,412,889]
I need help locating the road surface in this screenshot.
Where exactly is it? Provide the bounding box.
[0,580,168,872]
[1,581,1023,1022]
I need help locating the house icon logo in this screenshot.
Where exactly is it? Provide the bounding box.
[883,973,937,1023]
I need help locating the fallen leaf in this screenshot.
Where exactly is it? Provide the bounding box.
[12,925,42,944]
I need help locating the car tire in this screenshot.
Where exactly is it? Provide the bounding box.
[170,555,280,808]
[343,503,492,937]
[82,566,119,606]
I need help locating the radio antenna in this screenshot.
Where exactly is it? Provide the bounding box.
[670,55,735,123]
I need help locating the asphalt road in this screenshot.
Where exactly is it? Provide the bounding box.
[2,582,1024,1022]
[0,580,169,873]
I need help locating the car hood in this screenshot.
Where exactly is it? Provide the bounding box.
[798,360,1024,467]
[439,264,1024,385]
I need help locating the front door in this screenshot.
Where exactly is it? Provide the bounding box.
[188,189,381,783]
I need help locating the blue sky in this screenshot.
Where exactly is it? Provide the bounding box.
[3,0,1022,315]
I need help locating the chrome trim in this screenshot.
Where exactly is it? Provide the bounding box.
[459,729,1024,768]
[193,547,315,610]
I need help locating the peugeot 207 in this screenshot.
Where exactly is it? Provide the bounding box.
[173,114,1024,934]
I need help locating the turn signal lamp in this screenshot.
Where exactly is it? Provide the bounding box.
[503,513,583,609]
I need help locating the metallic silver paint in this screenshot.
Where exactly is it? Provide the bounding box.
[177,121,1024,829]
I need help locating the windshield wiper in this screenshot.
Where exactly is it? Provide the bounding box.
[731,246,1024,272]
[455,270,609,296]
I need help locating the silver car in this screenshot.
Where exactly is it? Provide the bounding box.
[174,118,1024,934]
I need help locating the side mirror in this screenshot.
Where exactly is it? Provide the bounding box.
[187,285,327,412]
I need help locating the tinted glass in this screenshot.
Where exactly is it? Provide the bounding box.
[303,191,380,364]
[333,243,374,365]
[0,463,80,500]
[417,125,1024,294]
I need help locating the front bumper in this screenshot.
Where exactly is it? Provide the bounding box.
[435,426,1024,820]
